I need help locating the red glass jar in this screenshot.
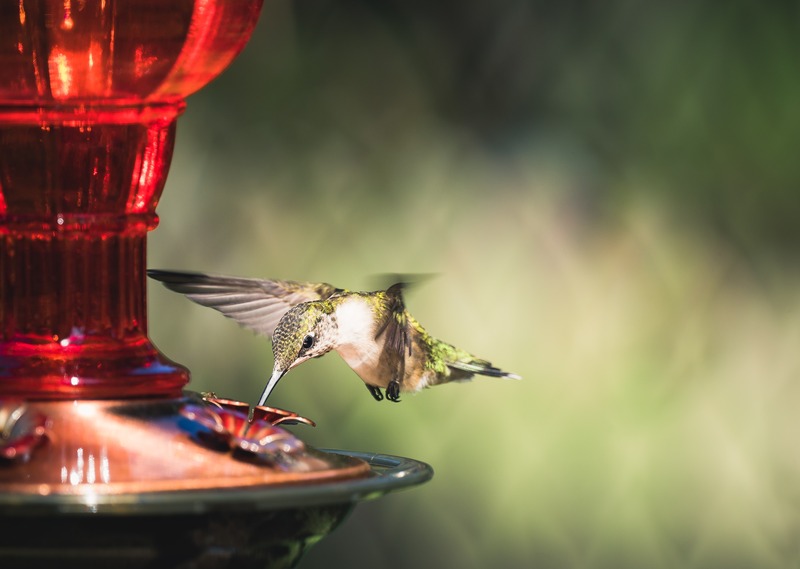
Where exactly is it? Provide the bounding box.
[0,0,264,399]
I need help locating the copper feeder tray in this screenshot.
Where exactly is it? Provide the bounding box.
[0,396,433,568]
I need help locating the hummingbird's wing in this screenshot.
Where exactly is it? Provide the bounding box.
[148,270,341,338]
[374,283,412,355]
[374,283,413,390]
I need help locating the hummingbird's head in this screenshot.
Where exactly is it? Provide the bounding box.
[257,302,336,406]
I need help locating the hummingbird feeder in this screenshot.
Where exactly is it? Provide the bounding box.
[0,2,432,567]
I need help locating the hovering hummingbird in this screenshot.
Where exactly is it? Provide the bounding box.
[148,270,520,407]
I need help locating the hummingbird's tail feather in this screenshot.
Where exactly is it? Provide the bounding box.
[448,358,521,380]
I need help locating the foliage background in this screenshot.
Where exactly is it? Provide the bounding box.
[149,2,800,567]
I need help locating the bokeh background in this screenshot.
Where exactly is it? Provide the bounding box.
[148,2,800,568]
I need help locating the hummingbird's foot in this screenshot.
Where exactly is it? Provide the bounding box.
[367,385,384,401]
[386,380,401,402]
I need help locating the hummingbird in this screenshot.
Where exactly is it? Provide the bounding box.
[148,270,520,407]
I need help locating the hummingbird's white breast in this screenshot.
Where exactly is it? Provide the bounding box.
[333,296,387,387]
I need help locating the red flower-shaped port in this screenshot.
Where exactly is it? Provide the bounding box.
[0,400,50,463]
[205,397,316,428]
[180,397,313,467]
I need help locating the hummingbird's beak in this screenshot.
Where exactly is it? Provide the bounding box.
[257,368,286,407]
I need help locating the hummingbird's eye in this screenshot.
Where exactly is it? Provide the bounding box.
[301,334,315,351]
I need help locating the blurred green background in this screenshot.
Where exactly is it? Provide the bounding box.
[148,2,800,568]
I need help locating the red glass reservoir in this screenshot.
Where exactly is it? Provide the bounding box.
[0,0,264,399]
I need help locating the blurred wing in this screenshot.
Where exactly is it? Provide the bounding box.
[148,269,341,338]
[366,272,437,292]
